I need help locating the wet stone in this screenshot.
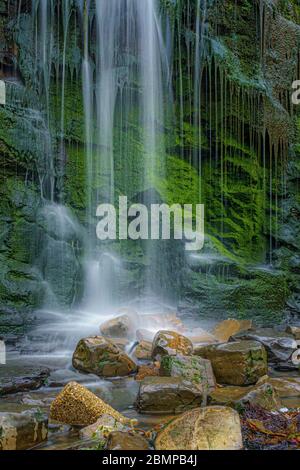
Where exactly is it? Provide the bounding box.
[195,340,267,386]
[72,336,137,378]
[0,365,50,396]
[106,432,150,450]
[135,377,205,415]
[0,409,48,450]
[155,406,243,450]
[152,331,193,361]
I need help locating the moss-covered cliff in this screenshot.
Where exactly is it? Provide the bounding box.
[0,0,300,333]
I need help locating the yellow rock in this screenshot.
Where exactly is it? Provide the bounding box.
[152,330,193,360]
[134,341,152,360]
[50,382,129,426]
[155,406,243,450]
[212,319,252,342]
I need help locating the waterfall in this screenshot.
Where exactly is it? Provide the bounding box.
[82,0,169,311]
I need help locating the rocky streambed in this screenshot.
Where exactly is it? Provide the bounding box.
[1,312,300,451]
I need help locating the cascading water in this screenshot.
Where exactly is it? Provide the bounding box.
[10,0,178,363]
[81,0,170,312]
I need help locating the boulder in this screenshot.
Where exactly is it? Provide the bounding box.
[186,328,217,345]
[0,409,48,450]
[112,338,131,351]
[136,365,160,381]
[211,382,281,411]
[152,331,193,361]
[257,376,300,408]
[286,325,300,340]
[234,328,297,362]
[134,341,152,360]
[136,329,155,342]
[160,355,216,392]
[50,382,129,426]
[106,432,150,450]
[72,336,137,378]
[0,365,50,396]
[100,314,137,339]
[212,319,252,343]
[141,313,185,332]
[291,349,300,366]
[236,383,281,411]
[155,406,243,450]
[79,414,125,441]
[195,340,267,386]
[194,343,219,357]
[135,377,204,415]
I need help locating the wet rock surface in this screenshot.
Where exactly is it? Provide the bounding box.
[152,331,193,361]
[155,406,243,450]
[50,382,129,427]
[195,340,268,386]
[159,355,216,392]
[234,328,298,362]
[136,364,160,381]
[72,336,137,378]
[286,325,300,340]
[1,317,300,451]
[134,341,152,360]
[0,409,48,450]
[106,431,150,450]
[0,365,50,396]
[135,377,206,415]
[211,382,282,412]
[241,404,300,450]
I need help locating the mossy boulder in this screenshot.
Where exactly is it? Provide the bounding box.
[152,331,193,361]
[160,355,216,393]
[211,382,282,412]
[195,340,268,386]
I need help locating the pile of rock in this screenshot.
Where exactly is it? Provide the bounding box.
[2,312,299,451]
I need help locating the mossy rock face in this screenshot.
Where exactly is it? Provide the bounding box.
[196,340,268,386]
[160,355,216,392]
